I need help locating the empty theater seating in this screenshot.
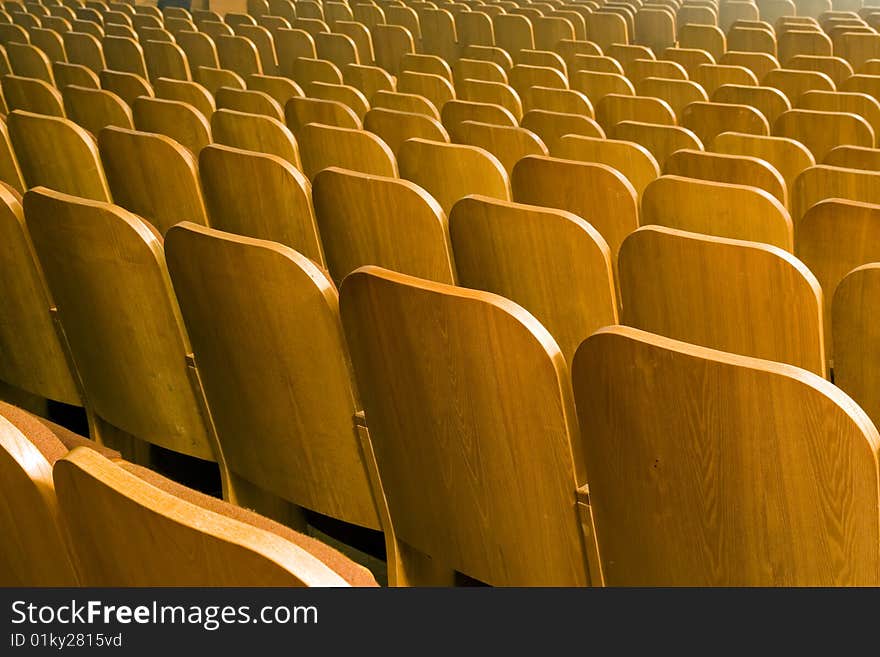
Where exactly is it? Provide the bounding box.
[4,0,880,588]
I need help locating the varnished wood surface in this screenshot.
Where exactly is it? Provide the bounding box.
[132,95,212,154]
[619,225,825,376]
[210,107,301,169]
[24,188,220,463]
[0,412,79,585]
[450,195,617,363]
[398,138,510,214]
[512,154,639,262]
[198,144,324,265]
[98,126,209,234]
[8,110,111,201]
[0,184,80,405]
[55,447,361,586]
[572,325,880,585]
[164,222,381,530]
[339,266,591,586]
[642,175,793,250]
[312,167,456,285]
[711,131,815,197]
[298,123,397,179]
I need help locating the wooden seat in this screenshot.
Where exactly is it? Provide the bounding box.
[441,99,518,141]
[635,77,708,120]
[8,110,110,200]
[215,86,283,120]
[571,324,879,585]
[398,138,510,214]
[449,195,617,362]
[99,69,151,107]
[162,220,390,537]
[311,167,456,285]
[711,131,816,197]
[298,123,396,179]
[618,226,824,375]
[595,93,676,132]
[681,101,770,145]
[55,447,377,586]
[198,144,321,265]
[101,34,147,77]
[512,155,638,262]
[284,96,361,136]
[2,74,64,116]
[793,164,880,224]
[131,96,211,155]
[339,266,595,586]
[824,144,880,170]
[235,24,278,74]
[24,188,224,470]
[62,30,104,73]
[642,175,793,250]
[176,29,219,71]
[398,70,455,111]
[678,25,726,61]
[774,108,874,161]
[571,70,635,104]
[797,199,880,364]
[763,68,835,105]
[62,84,132,135]
[216,34,262,78]
[519,108,604,149]
[457,78,522,120]
[0,403,99,585]
[664,149,788,207]
[343,63,395,100]
[364,107,449,157]
[246,73,304,108]
[154,77,216,121]
[720,51,781,81]
[787,54,854,86]
[143,39,190,82]
[694,64,759,96]
[7,41,53,84]
[97,126,208,234]
[711,83,791,125]
[612,120,704,167]
[521,85,593,118]
[798,90,880,143]
[455,121,547,177]
[54,61,100,91]
[551,134,659,201]
[371,90,439,120]
[210,108,301,170]
[0,185,79,407]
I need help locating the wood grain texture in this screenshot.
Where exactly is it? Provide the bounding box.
[62,85,133,138]
[572,325,880,585]
[198,144,324,265]
[774,108,875,160]
[642,175,793,250]
[512,154,638,262]
[298,123,397,179]
[519,108,604,149]
[824,144,880,169]
[98,126,208,234]
[312,167,455,285]
[339,266,591,586]
[449,194,617,363]
[55,447,365,586]
[24,188,221,463]
[194,65,245,94]
[132,96,212,155]
[0,116,24,194]
[442,99,518,141]
[694,63,759,95]
[0,184,80,405]
[618,225,826,375]
[143,39,191,82]
[711,131,815,197]
[0,412,79,585]
[371,89,439,119]
[304,81,369,121]
[457,77,522,120]
[284,96,361,136]
[521,85,593,117]
[635,77,707,120]
[164,222,382,530]
[398,138,510,215]
[210,108,301,169]
[8,110,111,201]
[664,148,788,206]
[552,134,659,201]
